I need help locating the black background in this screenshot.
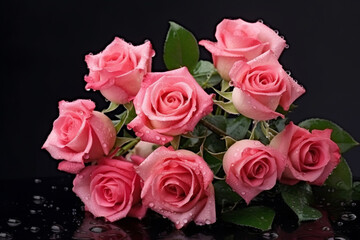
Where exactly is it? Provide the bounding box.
[1,0,359,180]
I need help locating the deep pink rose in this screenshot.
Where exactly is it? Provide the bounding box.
[73,157,146,222]
[137,147,216,229]
[199,18,286,80]
[270,122,341,185]
[84,37,155,104]
[230,51,305,120]
[223,140,286,204]
[42,99,116,174]
[127,67,213,145]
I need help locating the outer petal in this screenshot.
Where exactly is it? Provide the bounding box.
[232,87,283,120]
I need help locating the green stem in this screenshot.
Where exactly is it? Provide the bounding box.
[116,137,140,156]
[200,119,227,137]
[249,121,259,140]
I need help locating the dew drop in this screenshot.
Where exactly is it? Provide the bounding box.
[102,143,108,148]
[155,136,160,140]
[30,226,40,233]
[7,218,21,227]
[51,224,63,233]
[85,88,91,91]
[83,154,89,160]
[63,187,69,191]
[33,195,45,205]
[274,30,279,35]
[351,202,357,207]
[0,232,13,240]
[149,202,154,208]
[183,219,188,224]
[257,19,264,23]
[205,220,211,225]
[337,221,344,226]
[285,44,290,49]
[146,130,150,134]
[29,209,37,215]
[280,35,285,39]
[229,81,234,86]
[241,192,246,196]
[341,212,357,221]
[286,70,291,76]
[78,175,84,179]
[176,221,180,225]
[34,178,42,184]
[51,185,57,190]
[322,226,330,231]
[89,226,107,233]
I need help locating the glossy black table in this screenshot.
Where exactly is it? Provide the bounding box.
[1,175,359,240]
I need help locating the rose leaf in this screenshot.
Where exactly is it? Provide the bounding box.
[280,182,322,222]
[192,60,222,88]
[299,118,359,153]
[102,101,120,113]
[163,21,199,71]
[226,115,251,140]
[203,149,222,175]
[221,206,275,231]
[324,157,352,191]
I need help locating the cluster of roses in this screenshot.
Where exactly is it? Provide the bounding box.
[43,18,341,229]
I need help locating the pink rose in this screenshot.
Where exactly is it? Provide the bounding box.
[199,18,286,80]
[223,140,286,204]
[230,51,305,120]
[127,67,213,145]
[84,37,155,104]
[137,147,216,229]
[270,122,341,185]
[42,99,116,174]
[73,157,146,222]
[126,141,158,165]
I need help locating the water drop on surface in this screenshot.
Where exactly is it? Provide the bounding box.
[33,195,45,205]
[0,232,13,240]
[183,219,188,224]
[341,213,356,221]
[286,70,291,76]
[30,226,40,233]
[63,187,69,191]
[149,202,154,208]
[274,30,279,34]
[351,202,357,207]
[205,220,211,225]
[30,209,37,214]
[285,44,289,49]
[89,226,107,233]
[257,19,264,23]
[7,218,21,227]
[337,221,343,226]
[34,178,42,184]
[155,136,160,140]
[51,185,57,190]
[322,226,330,231]
[51,224,63,233]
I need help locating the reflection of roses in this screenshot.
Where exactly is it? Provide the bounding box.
[137,147,216,229]
[230,51,305,120]
[199,18,286,80]
[84,37,155,104]
[270,122,341,185]
[223,140,285,204]
[128,67,213,145]
[73,157,146,222]
[42,99,116,174]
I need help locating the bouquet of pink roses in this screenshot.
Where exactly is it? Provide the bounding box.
[42,18,359,231]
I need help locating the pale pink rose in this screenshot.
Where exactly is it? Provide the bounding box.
[73,157,146,222]
[270,122,341,185]
[127,67,213,145]
[230,50,305,120]
[137,147,216,229]
[199,18,286,80]
[84,37,155,104]
[125,141,158,165]
[223,140,286,204]
[42,99,116,174]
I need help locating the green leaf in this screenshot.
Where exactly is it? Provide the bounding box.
[324,157,352,191]
[224,136,236,149]
[214,100,240,115]
[226,116,251,140]
[204,115,227,131]
[212,87,232,101]
[170,135,181,150]
[299,118,359,153]
[221,79,230,92]
[114,137,135,148]
[222,206,275,231]
[204,133,226,153]
[163,21,199,71]
[102,102,120,113]
[203,149,222,175]
[192,61,222,88]
[113,111,127,134]
[214,181,242,206]
[280,182,322,222]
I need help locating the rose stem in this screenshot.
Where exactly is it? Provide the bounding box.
[117,137,140,156]
[200,119,227,137]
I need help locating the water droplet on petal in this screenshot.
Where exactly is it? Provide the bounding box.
[286,70,291,76]
[257,19,264,23]
[274,30,279,34]
[7,218,21,227]
[205,220,211,225]
[155,136,160,140]
[285,44,290,49]
[183,219,188,224]
[149,202,154,208]
[241,192,246,196]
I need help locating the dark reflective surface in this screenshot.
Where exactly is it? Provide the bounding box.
[0,176,359,240]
